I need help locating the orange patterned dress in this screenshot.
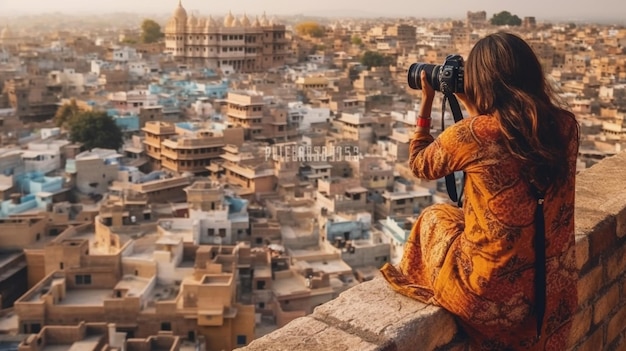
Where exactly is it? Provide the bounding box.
[380,114,578,350]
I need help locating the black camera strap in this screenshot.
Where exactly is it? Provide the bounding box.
[441,94,466,208]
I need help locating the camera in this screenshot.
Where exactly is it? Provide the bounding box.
[407,54,465,95]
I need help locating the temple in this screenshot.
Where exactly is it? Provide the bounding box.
[164,1,288,73]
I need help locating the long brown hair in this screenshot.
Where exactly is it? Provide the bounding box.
[464,32,579,189]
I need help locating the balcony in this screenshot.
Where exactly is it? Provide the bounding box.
[238,151,626,350]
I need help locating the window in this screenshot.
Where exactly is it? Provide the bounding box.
[258,302,265,309]
[75,274,92,285]
[255,237,263,244]
[219,228,227,237]
[59,262,64,270]
[31,323,41,333]
[208,228,215,236]
[237,335,247,345]
[256,280,266,290]
[161,322,172,331]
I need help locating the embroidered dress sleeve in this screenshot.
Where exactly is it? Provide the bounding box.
[409,119,476,180]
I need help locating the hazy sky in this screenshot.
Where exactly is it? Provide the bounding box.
[0,0,624,22]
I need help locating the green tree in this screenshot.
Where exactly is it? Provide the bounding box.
[141,19,164,43]
[294,21,325,38]
[54,99,81,128]
[121,37,138,44]
[490,11,522,26]
[68,111,123,150]
[360,51,393,68]
[351,35,363,46]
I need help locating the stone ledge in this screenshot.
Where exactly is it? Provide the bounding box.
[238,278,461,351]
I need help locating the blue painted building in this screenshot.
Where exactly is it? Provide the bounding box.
[0,171,64,218]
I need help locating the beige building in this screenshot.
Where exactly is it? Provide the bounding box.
[3,77,59,122]
[315,177,371,215]
[211,143,276,198]
[17,322,196,351]
[348,156,395,194]
[0,216,48,250]
[16,212,257,351]
[331,112,391,151]
[67,149,122,196]
[225,91,299,142]
[374,180,433,220]
[164,2,288,72]
[110,174,192,204]
[466,11,487,28]
[142,121,244,175]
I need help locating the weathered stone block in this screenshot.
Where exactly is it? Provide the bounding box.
[606,244,626,284]
[578,265,603,306]
[568,306,592,348]
[236,316,379,351]
[576,323,603,351]
[578,210,617,260]
[607,303,626,345]
[312,277,458,351]
[593,284,619,325]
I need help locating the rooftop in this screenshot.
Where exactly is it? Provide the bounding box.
[58,289,111,306]
[41,335,102,351]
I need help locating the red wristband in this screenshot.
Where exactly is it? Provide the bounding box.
[417,117,431,128]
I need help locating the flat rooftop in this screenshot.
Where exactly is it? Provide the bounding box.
[58,289,111,306]
[295,259,352,276]
[271,273,308,298]
[145,283,179,303]
[280,225,314,240]
[72,228,130,255]
[42,335,103,351]
[114,275,152,297]
[254,265,272,279]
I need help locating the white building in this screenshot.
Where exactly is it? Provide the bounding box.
[110,46,140,63]
[378,216,411,265]
[108,90,159,114]
[22,138,69,174]
[47,69,87,94]
[287,102,330,131]
[128,61,150,78]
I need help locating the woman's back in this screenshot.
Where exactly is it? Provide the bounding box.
[434,111,578,349]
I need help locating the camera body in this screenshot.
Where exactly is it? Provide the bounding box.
[407,54,465,95]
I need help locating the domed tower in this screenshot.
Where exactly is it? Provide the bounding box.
[165,0,188,57]
[224,11,235,27]
[197,17,206,29]
[241,14,251,28]
[206,15,218,30]
[187,13,198,32]
[0,26,11,40]
[232,16,242,28]
[260,12,269,27]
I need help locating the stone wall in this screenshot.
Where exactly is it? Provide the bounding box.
[237,151,626,351]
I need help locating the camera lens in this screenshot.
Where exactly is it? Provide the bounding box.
[407,63,441,91]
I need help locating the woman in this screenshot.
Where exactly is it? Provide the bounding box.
[380,32,579,350]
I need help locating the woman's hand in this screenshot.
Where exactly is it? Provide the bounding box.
[454,92,479,118]
[417,70,435,134]
[420,70,435,103]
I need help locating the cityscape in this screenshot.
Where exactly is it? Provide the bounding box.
[0,1,624,350]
